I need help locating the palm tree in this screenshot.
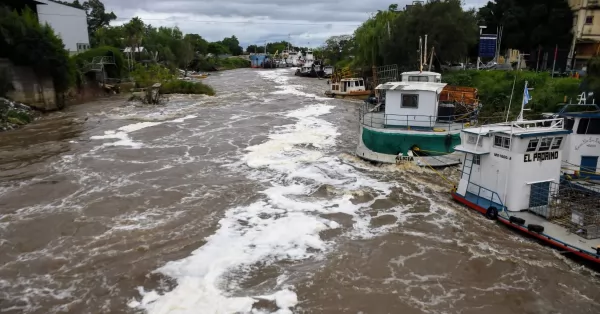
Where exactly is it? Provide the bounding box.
[124,17,144,69]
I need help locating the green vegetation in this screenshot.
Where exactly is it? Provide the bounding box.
[72,46,127,78]
[0,6,75,94]
[216,57,251,70]
[131,63,214,96]
[443,70,580,118]
[160,80,215,96]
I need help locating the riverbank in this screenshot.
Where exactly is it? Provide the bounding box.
[0,97,36,132]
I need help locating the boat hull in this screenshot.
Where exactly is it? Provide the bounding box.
[357,125,461,163]
[451,192,600,265]
[325,91,371,100]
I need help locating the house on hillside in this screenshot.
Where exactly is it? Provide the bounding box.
[569,0,600,69]
[3,0,90,55]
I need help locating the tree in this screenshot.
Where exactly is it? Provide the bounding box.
[322,35,354,66]
[0,6,75,95]
[220,36,243,55]
[207,42,230,56]
[184,34,209,55]
[124,17,144,62]
[82,0,117,44]
[478,0,573,54]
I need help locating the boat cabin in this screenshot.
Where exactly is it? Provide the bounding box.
[401,71,442,83]
[305,49,314,61]
[375,81,447,129]
[454,118,570,213]
[546,94,600,180]
[330,78,367,94]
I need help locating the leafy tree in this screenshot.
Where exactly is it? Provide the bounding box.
[322,35,354,66]
[207,42,230,55]
[93,25,125,48]
[478,0,573,54]
[184,34,209,55]
[0,6,75,94]
[82,0,117,44]
[124,17,144,60]
[220,36,243,55]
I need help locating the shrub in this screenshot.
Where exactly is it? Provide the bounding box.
[160,80,215,96]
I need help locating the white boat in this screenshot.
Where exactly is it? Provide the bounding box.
[451,116,600,265]
[325,77,371,99]
[356,71,480,166]
[543,92,600,181]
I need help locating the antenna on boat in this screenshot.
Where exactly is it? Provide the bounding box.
[424,34,428,69]
[419,36,423,72]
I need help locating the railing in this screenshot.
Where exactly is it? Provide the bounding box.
[465,182,506,211]
[359,103,478,132]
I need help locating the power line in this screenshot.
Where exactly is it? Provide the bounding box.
[36,13,362,26]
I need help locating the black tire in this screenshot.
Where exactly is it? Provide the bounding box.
[486,206,498,220]
[527,224,544,233]
[509,216,526,225]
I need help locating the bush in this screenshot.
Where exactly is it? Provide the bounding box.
[443,70,580,118]
[72,46,127,79]
[160,80,215,96]
[0,6,75,93]
[215,57,250,70]
[130,63,176,88]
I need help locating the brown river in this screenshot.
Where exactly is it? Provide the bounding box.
[1,69,599,314]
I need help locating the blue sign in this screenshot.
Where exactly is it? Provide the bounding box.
[479,35,497,58]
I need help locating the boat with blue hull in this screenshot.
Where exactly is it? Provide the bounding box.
[451,117,600,265]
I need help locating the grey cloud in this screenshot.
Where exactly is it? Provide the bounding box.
[102,0,484,46]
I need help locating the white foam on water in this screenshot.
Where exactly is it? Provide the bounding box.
[257,69,328,100]
[132,75,395,313]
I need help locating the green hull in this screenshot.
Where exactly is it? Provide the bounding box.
[361,127,461,156]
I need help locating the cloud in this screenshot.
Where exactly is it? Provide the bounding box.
[102,0,485,47]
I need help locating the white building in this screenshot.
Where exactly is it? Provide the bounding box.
[36,0,90,55]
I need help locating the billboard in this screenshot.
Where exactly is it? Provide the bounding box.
[479,35,497,58]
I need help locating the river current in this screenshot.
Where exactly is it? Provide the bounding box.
[0,69,599,314]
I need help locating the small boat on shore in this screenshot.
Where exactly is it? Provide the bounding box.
[451,116,600,265]
[325,77,372,99]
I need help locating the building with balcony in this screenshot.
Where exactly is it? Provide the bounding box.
[569,0,600,69]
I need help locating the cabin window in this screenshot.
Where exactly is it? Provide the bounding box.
[408,76,428,82]
[551,137,563,149]
[526,139,539,152]
[538,138,552,151]
[473,155,481,165]
[565,118,575,130]
[401,94,419,108]
[494,135,510,149]
[587,118,600,134]
[467,135,482,146]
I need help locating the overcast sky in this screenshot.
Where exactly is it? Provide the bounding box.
[103,0,487,48]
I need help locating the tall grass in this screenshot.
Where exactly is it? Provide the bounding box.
[443,70,581,118]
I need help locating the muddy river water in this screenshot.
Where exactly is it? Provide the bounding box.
[1,69,599,314]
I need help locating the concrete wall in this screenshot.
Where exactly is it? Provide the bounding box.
[0,59,57,111]
[36,0,90,54]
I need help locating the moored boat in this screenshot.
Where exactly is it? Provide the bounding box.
[451,117,600,264]
[325,77,372,100]
[355,71,481,166]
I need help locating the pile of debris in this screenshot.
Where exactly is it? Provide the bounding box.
[0,97,35,132]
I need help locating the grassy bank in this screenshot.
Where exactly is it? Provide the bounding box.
[160,80,215,96]
[215,57,250,70]
[443,70,581,118]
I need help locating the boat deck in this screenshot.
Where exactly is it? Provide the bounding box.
[500,211,600,255]
[362,112,467,132]
[356,140,464,167]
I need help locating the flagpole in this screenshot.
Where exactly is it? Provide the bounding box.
[505,74,517,122]
[518,80,528,121]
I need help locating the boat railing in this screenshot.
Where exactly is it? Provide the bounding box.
[465,182,506,211]
[359,104,477,132]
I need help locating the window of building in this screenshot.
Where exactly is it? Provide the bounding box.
[551,137,563,150]
[401,94,419,108]
[526,139,539,152]
[539,137,552,151]
[494,135,510,149]
[408,76,428,82]
[586,16,594,24]
[473,155,481,165]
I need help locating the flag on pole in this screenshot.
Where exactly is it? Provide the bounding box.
[523,83,531,106]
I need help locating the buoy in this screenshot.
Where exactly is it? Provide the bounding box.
[527,224,544,233]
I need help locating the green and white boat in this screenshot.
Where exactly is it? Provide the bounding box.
[356,71,481,166]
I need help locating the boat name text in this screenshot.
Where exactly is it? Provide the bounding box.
[494,153,510,160]
[524,151,559,162]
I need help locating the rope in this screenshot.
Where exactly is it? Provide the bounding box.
[409,150,457,189]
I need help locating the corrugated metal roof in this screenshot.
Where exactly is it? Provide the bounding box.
[375,81,447,92]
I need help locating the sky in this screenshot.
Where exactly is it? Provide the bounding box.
[103,0,488,48]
